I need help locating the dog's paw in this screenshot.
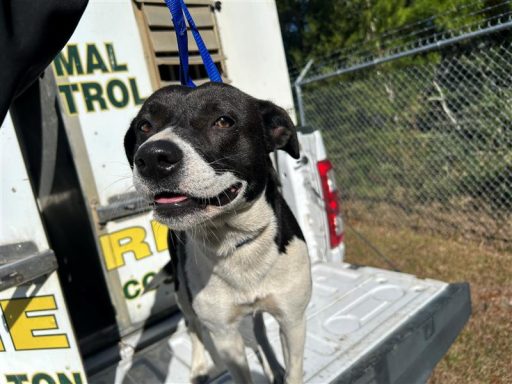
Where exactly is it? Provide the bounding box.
[271,366,286,384]
[191,374,210,384]
[190,361,210,384]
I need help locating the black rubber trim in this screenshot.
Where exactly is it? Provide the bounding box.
[96,193,151,225]
[333,282,472,384]
[0,245,58,291]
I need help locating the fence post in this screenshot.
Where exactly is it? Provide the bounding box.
[294,59,314,126]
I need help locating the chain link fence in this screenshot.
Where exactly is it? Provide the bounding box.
[294,5,512,248]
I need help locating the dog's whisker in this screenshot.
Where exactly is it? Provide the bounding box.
[205,219,221,244]
[206,154,240,166]
[101,177,135,192]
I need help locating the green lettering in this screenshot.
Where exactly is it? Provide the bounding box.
[81,82,107,112]
[57,373,83,384]
[123,279,140,300]
[5,375,28,384]
[58,84,80,114]
[129,78,145,105]
[107,79,129,108]
[142,272,156,290]
[32,373,55,384]
[86,44,109,74]
[53,45,84,76]
[106,43,128,72]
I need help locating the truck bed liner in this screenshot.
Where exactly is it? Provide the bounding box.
[90,263,470,384]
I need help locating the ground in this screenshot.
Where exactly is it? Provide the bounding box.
[344,220,512,384]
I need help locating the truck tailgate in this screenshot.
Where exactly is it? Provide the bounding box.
[90,263,470,384]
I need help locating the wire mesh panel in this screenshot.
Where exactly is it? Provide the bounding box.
[296,11,512,247]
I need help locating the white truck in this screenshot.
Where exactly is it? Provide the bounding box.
[0,1,470,383]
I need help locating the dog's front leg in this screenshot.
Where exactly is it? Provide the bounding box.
[210,329,253,384]
[278,315,306,384]
[188,319,210,384]
[254,312,285,383]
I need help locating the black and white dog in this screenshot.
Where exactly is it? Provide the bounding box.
[124,82,312,384]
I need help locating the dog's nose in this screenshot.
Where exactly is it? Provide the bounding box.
[134,140,183,179]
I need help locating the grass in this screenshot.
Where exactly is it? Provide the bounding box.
[343,219,512,384]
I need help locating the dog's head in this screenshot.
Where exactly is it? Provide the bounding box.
[124,82,299,229]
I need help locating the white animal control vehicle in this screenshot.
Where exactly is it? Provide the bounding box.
[0,1,470,383]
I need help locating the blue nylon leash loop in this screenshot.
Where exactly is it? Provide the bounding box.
[164,0,223,87]
[164,0,194,86]
[179,0,223,83]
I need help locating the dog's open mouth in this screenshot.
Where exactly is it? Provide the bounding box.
[154,182,243,210]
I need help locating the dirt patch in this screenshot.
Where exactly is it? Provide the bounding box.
[344,219,512,384]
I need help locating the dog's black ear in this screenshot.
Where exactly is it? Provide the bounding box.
[258,100,300,159]
[124,125,137,168]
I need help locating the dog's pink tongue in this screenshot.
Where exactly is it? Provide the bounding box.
[155,195,188,204]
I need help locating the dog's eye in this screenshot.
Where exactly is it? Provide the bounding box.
[213,116,234,129]
[138,121,152,133]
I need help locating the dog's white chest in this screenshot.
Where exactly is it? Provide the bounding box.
[183,235,311,331]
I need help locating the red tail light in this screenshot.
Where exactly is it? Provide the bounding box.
[317,159,344,248]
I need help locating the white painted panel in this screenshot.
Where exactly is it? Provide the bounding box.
[0,115,86,379]
[52,0,177,331]
[0,273,87,382]
[98,212,175,326]
[215,0,295,115]
[54,0,154,205]
[0,115,47,250]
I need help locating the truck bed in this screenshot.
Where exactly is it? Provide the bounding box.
[89,262,470,384]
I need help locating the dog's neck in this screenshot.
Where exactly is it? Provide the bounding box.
[185,188,276,258]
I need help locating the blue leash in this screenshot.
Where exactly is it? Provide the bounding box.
[164,0,223,87]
